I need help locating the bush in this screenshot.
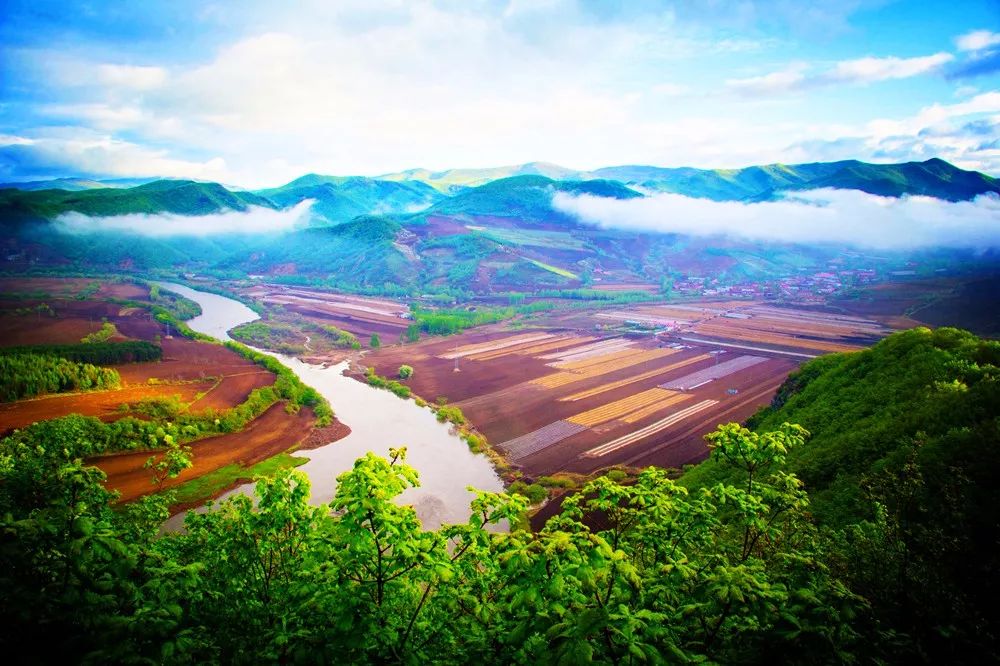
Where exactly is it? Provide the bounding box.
[398,364,414,379]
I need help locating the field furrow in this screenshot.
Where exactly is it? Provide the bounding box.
[533,348,678,389]
[582,400,720,458]
[620,392,693,423]
[566,387,674,427]
[439,333,554,359]
[501,420,588,461]
[558,353,709,402]
[659,355,767,390]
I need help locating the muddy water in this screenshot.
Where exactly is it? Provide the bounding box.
[153,281,259,341]
[156,282,505,529]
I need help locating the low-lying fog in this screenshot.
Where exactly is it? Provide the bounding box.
[54,199,314,237]
[554,188,1000,251]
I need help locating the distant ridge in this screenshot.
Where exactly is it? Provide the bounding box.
[380,158,999,202]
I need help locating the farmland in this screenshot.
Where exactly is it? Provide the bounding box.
[363,298,894,477]
[241,283,411,343]
[0,277,343,505]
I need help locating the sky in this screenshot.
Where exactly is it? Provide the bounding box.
[1,0,998,188]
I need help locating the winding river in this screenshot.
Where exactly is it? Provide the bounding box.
[155,282,505,529]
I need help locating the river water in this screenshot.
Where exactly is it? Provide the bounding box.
[155,282,505,529]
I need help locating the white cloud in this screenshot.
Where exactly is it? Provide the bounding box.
[0,131,232,181]
[956,30,1000,52]
[828,53,953,83]
[554,189,1000,251]
[54,200,313,237]
[726,63,808,94]
[728,52,953,95]
[0,134,35,146]
[96,64,168,90]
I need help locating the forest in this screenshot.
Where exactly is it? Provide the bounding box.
[0,352,120,401]
[0,327,996,663]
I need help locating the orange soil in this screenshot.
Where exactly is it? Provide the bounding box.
[95,403,317,503]
[0,382,210,434]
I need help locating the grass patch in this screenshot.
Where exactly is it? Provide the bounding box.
[527,258,578,280]
[167,452,309,508]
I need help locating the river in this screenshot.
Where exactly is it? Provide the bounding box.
[155,282,505,529]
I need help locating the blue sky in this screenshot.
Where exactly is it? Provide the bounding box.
[1,0,998,187]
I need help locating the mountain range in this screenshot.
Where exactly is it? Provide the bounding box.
[1,158,998,294]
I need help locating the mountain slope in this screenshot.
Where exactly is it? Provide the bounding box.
[419,175,642,223]
[256,175,444,224]
[0,180,275,220]
[379,161,582,193]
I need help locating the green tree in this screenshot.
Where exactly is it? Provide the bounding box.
[370,333,381,349]
[398,364,414,379]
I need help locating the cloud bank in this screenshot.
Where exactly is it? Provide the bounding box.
[54,200,313,238]
[553,189,1000,251]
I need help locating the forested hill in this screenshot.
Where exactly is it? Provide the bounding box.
[0,179,274,220]
[683,326,1000,660]
[2,327,999,663]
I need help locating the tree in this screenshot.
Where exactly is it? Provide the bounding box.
[398,364,414,379]
[143,436,193,488]
[370,333,381,349]
[406,324,421,343]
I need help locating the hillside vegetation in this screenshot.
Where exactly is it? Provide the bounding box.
[0,328,997,662]
[683,327,1000,660]
[2,158,998,294]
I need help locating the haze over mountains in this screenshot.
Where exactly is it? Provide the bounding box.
[2,157,999,294]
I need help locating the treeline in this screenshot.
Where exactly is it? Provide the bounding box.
[0,353,120,402]
[411,301,555,336]
[0,340,161,365]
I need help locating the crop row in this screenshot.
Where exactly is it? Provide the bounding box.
[583,399,720,458]
[567,388,674,427]
[439,333,554,359]
[538,337,631,362]
[621,392,693,424]
[500,419,588,461]
[692,323,859,352]
[660,355,768,391]
[465,335,584,362]
[533,349,677,390]
[558,354,711,402]
[544,338,635,364]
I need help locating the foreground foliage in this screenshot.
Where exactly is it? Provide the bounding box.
[0,328,997,663]
[0,427,866,664]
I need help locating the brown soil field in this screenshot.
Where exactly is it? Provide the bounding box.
[240,284,410,339]
[0,277,101,297]
[0,382,210,434]
[361,313,837,477]
[0,314,104,345]
[188,371,276,411]
[116,337,263,383]
[94,403,317,503]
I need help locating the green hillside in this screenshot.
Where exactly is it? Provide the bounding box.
[679,327,1000,660]
[0,179,275,219]
[422,175,641,222]
[256,175,443,224]
[594,158,1000,201]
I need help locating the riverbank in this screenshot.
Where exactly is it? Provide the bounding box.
[157,282,506,529]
